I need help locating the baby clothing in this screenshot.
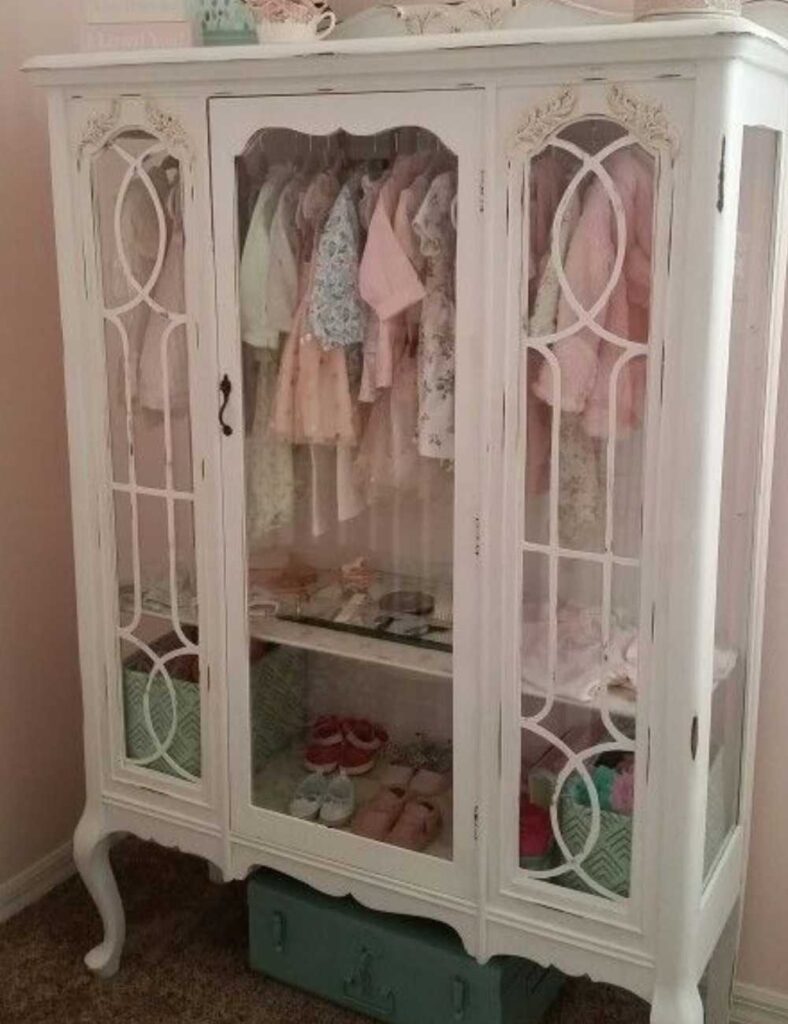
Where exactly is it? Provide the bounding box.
[413,170,457,460]
[239,147,459,542]
[522,601,637,703]
[242,164,297,547]
[394,171,431,347]
[529,184,605,546]
[306,178,368,352]
[358,154,427,403]
[240,165,290,351]
[105,164,189,417]
[137,187,189,415]
[245,348,295,544]
[533,148,654,439]
[271,170,359,447]
[267,179,303,339]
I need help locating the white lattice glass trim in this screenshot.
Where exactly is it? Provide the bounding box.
[515,113,657,900]
[92,131,202,784]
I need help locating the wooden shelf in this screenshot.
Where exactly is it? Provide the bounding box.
[522,678,637,719]
[250,615,453,680]
[252,745,453,863]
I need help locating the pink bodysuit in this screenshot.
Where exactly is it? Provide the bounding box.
[358,154,427,403]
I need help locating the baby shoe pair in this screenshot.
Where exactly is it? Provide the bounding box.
[304,716,388,776]
[351,785,442,852]
[289,771,355,827]
[379,761,450,798]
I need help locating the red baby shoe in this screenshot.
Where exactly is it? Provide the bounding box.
[304,716,344,774]
[338,719,389,776]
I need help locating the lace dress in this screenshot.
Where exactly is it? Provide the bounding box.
[242,167,297,547]
[413,170,457,460]
[529,187,605,549]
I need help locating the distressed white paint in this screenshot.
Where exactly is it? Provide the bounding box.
[27,14,788,1023]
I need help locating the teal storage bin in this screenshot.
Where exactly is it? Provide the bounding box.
[249,870,564,1024]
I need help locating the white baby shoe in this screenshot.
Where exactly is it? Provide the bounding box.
[289,773,329,821]
[319,772,355,828]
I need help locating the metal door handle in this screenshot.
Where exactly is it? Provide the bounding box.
[271,911,286,953]
[452,977,467,1019]
[342,947,396,1016]
[219,374,233,436]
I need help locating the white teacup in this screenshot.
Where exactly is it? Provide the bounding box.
[255,8,336,41]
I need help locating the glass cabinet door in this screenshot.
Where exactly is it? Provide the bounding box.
[212,93,483,889]
[705,126,782,881]
[503,91,675,905]
[81,110,209,795]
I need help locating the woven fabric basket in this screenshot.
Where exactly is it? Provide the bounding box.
[558,793,633,898]
[123,631,307,782]
[123,630,202,780]
[557,746,727,898]
[250,643,308,772]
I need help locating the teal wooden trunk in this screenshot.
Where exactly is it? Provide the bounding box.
[248,870,564,1024]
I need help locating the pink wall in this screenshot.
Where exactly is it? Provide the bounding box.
[0,3,84,883]
[2,0,786,999]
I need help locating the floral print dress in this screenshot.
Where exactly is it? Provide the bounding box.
[413,170,457,460]
[270,171,359,447]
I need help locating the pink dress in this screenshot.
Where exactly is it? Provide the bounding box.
[270,172,359,447]
[355,336,420,499]
[394,171,430,347]
[358,154,427,403]
[355,163,434,497]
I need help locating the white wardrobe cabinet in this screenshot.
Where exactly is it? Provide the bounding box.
[27,16,788,1022]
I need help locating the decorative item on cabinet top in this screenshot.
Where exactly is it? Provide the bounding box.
[84,0,196,19]
[200,0,638,44]
[81,0,201,50]
[332,0,633,39]
[634,0,741,18]
[243,0,338,42]
[507,83,680,158]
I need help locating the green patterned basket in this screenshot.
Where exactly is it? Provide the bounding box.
[556,746,727,899]
[557,789,633,898]
[250,643,308,773]
[123,631,202,781]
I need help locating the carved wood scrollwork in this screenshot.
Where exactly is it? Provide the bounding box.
[77,99,122,163]
[77,98,193,165]
[144,100,194,160]
[508,87,578,157]
[508,83,679,160]
[607,83,680,158]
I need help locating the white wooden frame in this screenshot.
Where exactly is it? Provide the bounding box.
[28,17,788,1020]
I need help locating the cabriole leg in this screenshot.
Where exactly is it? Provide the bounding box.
[650,983,704,1024]
[73,810,126,978]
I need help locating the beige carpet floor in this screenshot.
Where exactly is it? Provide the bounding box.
[0,838,651,1023]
